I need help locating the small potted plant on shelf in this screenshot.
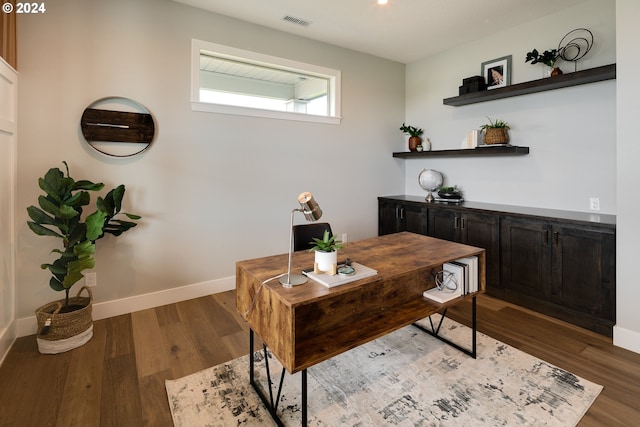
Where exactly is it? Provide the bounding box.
[26,161,141,354]
[309,230,344,275]
[399,122,424,152]
[480,117,510,145]
[437,185,462,200]
[525,48,564,76]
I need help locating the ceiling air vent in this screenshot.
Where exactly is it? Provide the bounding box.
[282,15,312,27]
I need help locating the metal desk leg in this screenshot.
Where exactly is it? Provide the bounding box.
[249,329,309,426]
[413,295,477,358]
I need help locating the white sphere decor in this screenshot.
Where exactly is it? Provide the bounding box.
[418,169,443,202]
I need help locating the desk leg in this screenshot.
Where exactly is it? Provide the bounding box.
[249,329,308,426]
[413,296,477,359]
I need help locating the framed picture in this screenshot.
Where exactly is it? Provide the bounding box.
[481,55,511,90]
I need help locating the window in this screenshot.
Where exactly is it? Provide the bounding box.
[191,39,341,124]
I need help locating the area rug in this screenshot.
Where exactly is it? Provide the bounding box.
[166,316,602,426]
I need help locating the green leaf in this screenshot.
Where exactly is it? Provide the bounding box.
[65,190,91,208]
[85,210,107,241]
[27,222,64,238]
[63,255,95,289]
[73,179,105,192]
[27,206,57,226]
[73,239,96,258]
[39,168,66,202]
[49,277,64,292]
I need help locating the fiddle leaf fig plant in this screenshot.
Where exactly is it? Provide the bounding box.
[27,161,141,308]
[309,230,344,253]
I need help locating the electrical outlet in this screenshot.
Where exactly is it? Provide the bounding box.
[85,272,97,287]
[589,197,600,211]
[341,233,348,243]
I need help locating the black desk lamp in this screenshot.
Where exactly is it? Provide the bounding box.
[280,192,322,287]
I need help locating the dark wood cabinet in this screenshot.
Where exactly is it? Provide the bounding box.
[378,199,427,236]
[378,196,616,336]
[500,217,616,335]
[428,207,500,291]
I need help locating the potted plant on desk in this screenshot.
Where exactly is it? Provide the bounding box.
[26,161,141,353]
[309,230,344,275]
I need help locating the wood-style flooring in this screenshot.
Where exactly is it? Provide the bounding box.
[1,291,639,427]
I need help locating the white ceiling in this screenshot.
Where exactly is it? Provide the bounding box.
[174,0,590,64]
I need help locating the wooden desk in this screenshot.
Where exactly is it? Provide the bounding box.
[237,232,485,372]
[236,232,485,425]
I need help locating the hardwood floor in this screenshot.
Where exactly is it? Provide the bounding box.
[1,291,639,426]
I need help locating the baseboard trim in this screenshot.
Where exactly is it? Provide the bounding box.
[16,276,235,338]
[613,325,640,354]
[0,321,17,366]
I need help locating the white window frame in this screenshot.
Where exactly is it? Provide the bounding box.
[191,39,342,124]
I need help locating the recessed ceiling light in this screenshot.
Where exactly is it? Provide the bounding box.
[378,0,388,4]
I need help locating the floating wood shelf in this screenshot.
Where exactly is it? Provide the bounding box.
[393,146,529,158]
[443,64,616,107]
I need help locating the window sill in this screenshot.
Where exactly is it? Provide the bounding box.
[191,102,342,125]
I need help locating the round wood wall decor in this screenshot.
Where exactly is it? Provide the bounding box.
[80,97,155,157]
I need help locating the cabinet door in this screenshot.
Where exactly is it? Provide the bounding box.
[378,201,427,236]
[501,217,552,300]
[428,208,459,242]
[402,204,428,235]
[551,224,615,321]
[461,212,500,289]
[378,201,399,235]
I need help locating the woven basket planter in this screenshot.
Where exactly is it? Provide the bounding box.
[483,128,509,145]
[35,286,93,354]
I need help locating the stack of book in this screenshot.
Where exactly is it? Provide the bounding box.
[423,256,478,303]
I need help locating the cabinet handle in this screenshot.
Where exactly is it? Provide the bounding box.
[461,217,466,229]
[399,208,405,220]
[544,229,549,245]
[454,216,460,229]
[553,231,559,246]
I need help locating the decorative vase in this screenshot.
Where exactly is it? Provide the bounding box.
[544,65,563,77]
[315,250,337,274]
[422,138,432,151]
[408,136,421,152]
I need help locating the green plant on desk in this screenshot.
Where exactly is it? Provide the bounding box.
[309,230,344,252]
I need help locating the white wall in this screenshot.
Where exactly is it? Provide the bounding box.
[614,0,640,353]
[15,0,405,321]
[0,57,17,361]
[404,0,616,214]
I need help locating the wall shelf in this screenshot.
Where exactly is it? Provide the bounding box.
[393,145,529,158]
[443,64,616,107]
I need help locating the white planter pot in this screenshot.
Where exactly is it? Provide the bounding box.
[315,250,337,273]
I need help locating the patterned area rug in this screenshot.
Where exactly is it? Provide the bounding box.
[166,316,602,426]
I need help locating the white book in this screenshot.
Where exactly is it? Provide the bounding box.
[454,256,478,293]
[423,286,461,303]
[303,262,377,288]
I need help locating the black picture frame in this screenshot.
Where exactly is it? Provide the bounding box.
[481,55,512,90]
